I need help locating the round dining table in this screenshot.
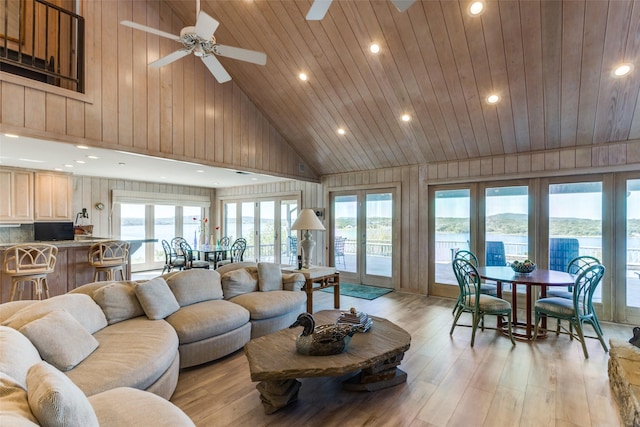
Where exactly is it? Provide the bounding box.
[475,266,575,340]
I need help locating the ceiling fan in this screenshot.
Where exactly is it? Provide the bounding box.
[120,2,266,84]
[306,0,416,20]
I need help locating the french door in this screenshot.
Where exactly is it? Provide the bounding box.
[330,189,396,288]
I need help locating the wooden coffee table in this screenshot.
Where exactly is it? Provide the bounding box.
[244,310,411,414]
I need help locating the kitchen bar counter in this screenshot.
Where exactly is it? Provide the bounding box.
[0,238,155,303]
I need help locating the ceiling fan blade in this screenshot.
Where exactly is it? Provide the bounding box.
[306,0,332,20]
[202,55,232,84]
[149,49,191,68]
[195,11,219,41]
[214,45,267,66]
[120,20,180,41]
[391,0,415,12]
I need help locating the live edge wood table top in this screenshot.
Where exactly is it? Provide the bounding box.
[244,310,411,414]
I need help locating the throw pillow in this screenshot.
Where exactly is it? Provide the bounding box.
[93,282,144,324]
[19,310,99,372]
[257,262,283,292]
[0,326,42,389]
[221,268,258,299]
[165,269,223,306]
[134,277,180,320]
[26,361,99,427]
[0,372,39,425]
[282,272,306,291]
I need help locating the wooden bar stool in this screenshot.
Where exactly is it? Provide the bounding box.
[88,240,130,281]
[2,244,58,301]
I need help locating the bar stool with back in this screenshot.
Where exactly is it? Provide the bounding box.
[2,244,58,301]
[88,240,130,281]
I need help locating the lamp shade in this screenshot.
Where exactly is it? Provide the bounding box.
[291,209,325,231]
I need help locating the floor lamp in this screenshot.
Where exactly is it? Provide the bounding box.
[291,209,325,269]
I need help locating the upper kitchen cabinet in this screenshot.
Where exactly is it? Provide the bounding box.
[34,172,72,221]
[0,168,34,222]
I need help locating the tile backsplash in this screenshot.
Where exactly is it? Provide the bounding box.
[0,224,34,244]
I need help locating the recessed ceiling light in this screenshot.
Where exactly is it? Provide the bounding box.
[75,160,85,164]
[64,164,74,168]
[87,155,99,159]
[299,72,308,81]
[76,145,89,149]
[468,1,485,15]
[251,177,258,181]
[613,63,634,77]
[18,158,44,163]
[196,169,204,173]
[54,168,63,171]
[337,128,346,135]
[4,133,18,138]
[401,114,411,122]
[486,94,500,104]
[369,43,380,54]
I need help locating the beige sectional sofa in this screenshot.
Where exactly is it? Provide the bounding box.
[0,263,306,426]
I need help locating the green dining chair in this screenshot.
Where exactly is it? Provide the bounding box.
[547,255,600,299]
[533,263,607,358]
[450,258,515,347]
[451,250,498,315]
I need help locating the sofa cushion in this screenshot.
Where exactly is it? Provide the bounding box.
[2,294,107,334]
[258,262,283,291]
[230,290,306,320]
[221,268,258,299]
[0,373,38,425]
[135,277,180,320]
[65,317,178,396]
[88,387,195,427]
[215,261,258,277]
[19,310,99,372]
[93,281,145,324]
[283,273,306,291]
[0,326,42,389]
[27,361,99,427]
[0,300,36,323]
[165,299,250,345]
[164,269,223,306]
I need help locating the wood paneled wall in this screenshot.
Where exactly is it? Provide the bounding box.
[72,175,215,238]
[0,0,317,182]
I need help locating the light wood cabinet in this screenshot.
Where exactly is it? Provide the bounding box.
[0,169,34,222]
[34,171,73,221]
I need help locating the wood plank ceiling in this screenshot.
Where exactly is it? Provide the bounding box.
[165,0,640,176]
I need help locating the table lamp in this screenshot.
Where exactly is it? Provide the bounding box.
[291,209,325,269]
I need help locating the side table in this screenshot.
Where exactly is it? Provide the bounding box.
[282,266,340,313]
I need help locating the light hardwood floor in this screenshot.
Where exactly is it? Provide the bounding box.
[167,289,628,427]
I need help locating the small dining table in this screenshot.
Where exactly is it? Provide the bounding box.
[475,266,575,340]
[193,245,230,268]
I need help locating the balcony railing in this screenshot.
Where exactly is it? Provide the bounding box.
[1,0,84,92]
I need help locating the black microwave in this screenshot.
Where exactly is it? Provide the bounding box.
[34,222,75,241]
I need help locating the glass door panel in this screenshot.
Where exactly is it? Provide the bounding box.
[434,189,470,286]
[154,205,175,263]
[120,203,145,266]
[334,195,357,274]
[281,200,298,265]
[242,202,255,261]
[365,193,392,278]
[259,201,275,262]
[627,179,640,308]
[549,182,602,301]
[224,203,236,242]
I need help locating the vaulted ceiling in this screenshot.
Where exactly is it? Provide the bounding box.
[167,0,640,177]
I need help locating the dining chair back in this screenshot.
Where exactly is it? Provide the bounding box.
[171,237,188,256]
[161,239,185,274]
[219,236,231,248]
[2,243,58,301]
[450,258,515,347]
[450,250,497,315]
[549,238,580,272]
[88,240,130,281]
[485,241,507,266]
[533,263,607,358]
[178,241,210,270]
[547,255,600,299]
[334,237,346,269]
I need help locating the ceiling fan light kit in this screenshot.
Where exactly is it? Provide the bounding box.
[120,5,266,84]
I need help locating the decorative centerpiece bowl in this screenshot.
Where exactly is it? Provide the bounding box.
[511,260,536,275]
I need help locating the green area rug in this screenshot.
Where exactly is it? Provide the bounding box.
[320,282,392,300]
